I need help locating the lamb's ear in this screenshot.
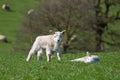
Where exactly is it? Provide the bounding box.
[61,30,66,34]
[49,30,54,34]
[86,51,90,56]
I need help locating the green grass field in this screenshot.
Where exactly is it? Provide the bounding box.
[0,0,120,80]
[0,0,39,55]
[0,52,120,80]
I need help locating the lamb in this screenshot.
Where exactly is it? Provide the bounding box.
[2,3,10,11]
[26,30,65,62]
[0,34,8,43]
[70,51,100,63]
[27,9,34,15]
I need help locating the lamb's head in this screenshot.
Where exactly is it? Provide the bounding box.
[53,30,65,51]
[53,30,65,44]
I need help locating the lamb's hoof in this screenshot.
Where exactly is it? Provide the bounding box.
[47,60,51,62]
[26,59,29,62]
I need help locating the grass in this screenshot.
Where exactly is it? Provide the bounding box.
[0,52,120,80]
[0,0,39,40]
[0,0,39,54]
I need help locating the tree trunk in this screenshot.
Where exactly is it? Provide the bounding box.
[63,43,69,53]
[95,27,103,51]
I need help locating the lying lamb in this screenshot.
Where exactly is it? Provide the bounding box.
[0,34,8,43]
[27,9,34,15]
[2,3,10,11]
[26,30,65,62]
[70,51,100,63]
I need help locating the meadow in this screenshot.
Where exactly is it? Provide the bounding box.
[0,52,120,80]
[0,0,120,80]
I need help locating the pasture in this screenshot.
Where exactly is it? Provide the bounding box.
[0,52,120,80]
[0,0,120,80]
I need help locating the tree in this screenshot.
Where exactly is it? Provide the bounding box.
[14,0,95,53]
[37,0,95,52]
[93,0,120,51]
[14,0,120,53]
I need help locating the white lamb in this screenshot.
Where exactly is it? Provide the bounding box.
[26,30,65,62]
[0,34,8,43]
[27,9,34,15]
[2,3,10,11]
[70,51,100,63]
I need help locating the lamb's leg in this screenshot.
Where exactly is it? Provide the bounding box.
[26,38,39,62]
[37,49,43,61]
[26,48,36,62]
[46,49,51,62]
[56,49,61,61]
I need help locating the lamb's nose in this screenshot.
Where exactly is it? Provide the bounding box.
[58,40,60,42]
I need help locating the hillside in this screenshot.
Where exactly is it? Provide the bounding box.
[0,0,39,53]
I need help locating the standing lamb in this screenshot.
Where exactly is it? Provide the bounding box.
[26,30,65,62]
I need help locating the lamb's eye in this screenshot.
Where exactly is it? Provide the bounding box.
[60,35,62,38]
